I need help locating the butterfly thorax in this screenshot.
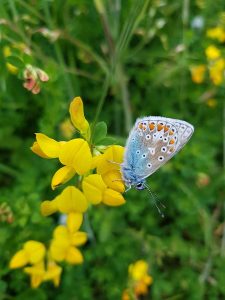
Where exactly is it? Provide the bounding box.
[120,164,146,190]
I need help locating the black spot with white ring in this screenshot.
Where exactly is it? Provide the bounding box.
[161,146,167,153]
[146,134,151,140]
[142,153,147,158]
[136,150,140,154]
[158,156,164,161]
[147,163,152,168]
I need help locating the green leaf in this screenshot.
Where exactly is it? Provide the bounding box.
[92,121,107,144]
[5,56,25,69]
[97,136,116,145]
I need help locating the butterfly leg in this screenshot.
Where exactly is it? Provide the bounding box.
[125,185,131,193]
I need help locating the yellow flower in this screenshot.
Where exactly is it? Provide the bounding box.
[128,260,153,297]
[82,174,125,206]
[209,58,225,85]
[69,97,90,141]
[205,45,221,60]
[10,241,46,269]
[50,224,87,265]
[44,260,62,287]
[3,46,18,74]
[60,118,75,139]
[31,134,92,189]
[207,27,225,43]
[41,186,88,231]
[24,259,62,288]
[96,145,125,193]
[190,65,206,84]
[24,261,45,288]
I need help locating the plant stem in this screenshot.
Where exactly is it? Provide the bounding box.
[92,72,111,135]
[117,64,133,133]
[43,3,74,99]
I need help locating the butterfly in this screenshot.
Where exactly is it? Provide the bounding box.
[121,117,194,192]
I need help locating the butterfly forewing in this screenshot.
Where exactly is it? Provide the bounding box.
[123,117,194,181]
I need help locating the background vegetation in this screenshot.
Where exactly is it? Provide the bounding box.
[0,0,225,299]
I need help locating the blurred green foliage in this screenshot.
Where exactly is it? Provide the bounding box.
[0,0,225,299]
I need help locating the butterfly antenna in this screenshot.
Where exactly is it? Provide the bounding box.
[144,183,165,218]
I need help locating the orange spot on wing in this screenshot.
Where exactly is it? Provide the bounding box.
[164,126,169,132]
[139,123,143,129]
[149,123,155,130]
[169,139,175,144]
[157,124,164,131]
[169,130,174,135]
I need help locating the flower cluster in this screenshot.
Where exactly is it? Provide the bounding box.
[23,64,49,94]
[3,43,49,94]
[10,241,62,288]
[10,97,126,287]
[122,260,153,300]
[191,23,225,89]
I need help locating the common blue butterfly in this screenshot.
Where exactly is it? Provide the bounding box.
[121,117,194,191]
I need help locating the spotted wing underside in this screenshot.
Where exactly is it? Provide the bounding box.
[123,117,194,181]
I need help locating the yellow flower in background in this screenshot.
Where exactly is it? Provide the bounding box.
[44,260,62,287]
[190,65,206,84]
[128,260,153,297]
[3,46,18,74]
[10,241,46,269]
[69,97,90,141]
[50,224,87,264]
[205,45,221,60]
[24,261,45,288]
[82,174,125,206]
[24,259,62,288]
[209,58,225,85]
[60,118,75,139]
[207,27,225,43]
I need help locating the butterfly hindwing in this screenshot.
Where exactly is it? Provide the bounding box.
[123,117,194,181]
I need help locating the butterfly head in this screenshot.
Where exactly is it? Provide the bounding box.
[135,181,146,190]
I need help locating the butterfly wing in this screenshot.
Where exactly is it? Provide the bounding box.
[122,117,194,182]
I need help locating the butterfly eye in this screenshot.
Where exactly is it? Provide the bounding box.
[161,146,167,153]
[147,163,152,168]
[136,150,140,154]
[158,156,164,161]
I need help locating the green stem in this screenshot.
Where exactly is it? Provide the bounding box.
[117,64,133,133]
[0,163,20,178]
[43,3,74,99]
[91,73,111,139]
